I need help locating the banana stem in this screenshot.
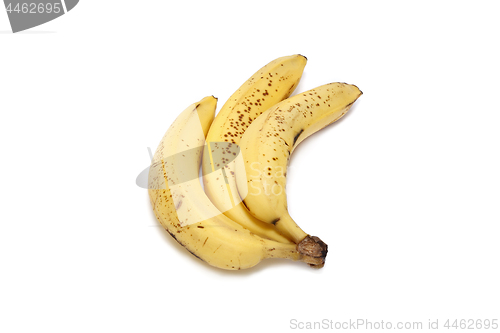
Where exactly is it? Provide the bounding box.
[262,235,328,268]
[274,212,309,243]
[270,213,328,266]
[296,236,328,268]
[263,242,302,261]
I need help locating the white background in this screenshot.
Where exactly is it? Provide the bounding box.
[1,1,499,332]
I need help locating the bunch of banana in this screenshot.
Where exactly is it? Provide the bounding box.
[148,55,362,270]
[148,96,322,270]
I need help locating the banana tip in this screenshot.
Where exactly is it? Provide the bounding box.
[353,84,363,95]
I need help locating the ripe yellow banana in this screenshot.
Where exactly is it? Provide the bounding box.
[235,83,363,254]
[148,96,323,270]
[202,55,306,244]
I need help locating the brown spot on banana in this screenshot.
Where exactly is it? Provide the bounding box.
[293,129,304,146]
[164,228,207,263]
[186,248,205,262]
[241,199,250,210]
[175,200,182,210]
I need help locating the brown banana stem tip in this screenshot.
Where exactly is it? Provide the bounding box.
[297,236,328,268]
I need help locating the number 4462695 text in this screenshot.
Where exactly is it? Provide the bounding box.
[6,3,62,14]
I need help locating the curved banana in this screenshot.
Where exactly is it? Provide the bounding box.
[148,96,322,270]
[235,83,363,255]
[202,55,306,244]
